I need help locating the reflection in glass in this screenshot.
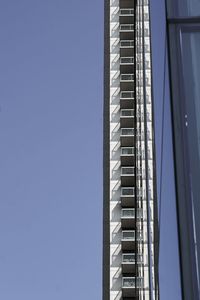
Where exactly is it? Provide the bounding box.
[167,0,200,17]
[181,29,200,286]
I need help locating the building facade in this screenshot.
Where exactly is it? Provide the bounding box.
[103,0,158,299]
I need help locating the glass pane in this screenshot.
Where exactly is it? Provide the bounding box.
[181,28,200,281]
[167,0,200,17]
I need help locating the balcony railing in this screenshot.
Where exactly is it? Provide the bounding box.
[121,129,135,147]
[122,253,136,273]
[121,147,134,155]
[122,209,134,218]
[121,188,135,207]
[120,9,134,16]
[121,146,135,166]
[122,230,135,240]
[121,167,135,175]
[122,253,135,263]
[122,277,143,288]
[120,24,134,31]
[121,187,135,196]
[122,209,143,219]
[120,109,135,129]
[121,74,134,81]
[121,128,134,136]
[121,209,137,229]
[121,91,134,99]
[122,231,143,251]
[120,57,134,64]
[121,109,134,117]
[120,40,134,48]
[122,253,143,263]
[122,230,143,240]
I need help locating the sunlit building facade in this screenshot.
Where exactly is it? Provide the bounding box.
[103,0,158,299]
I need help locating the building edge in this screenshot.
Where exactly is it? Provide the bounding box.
[103,0,110,300]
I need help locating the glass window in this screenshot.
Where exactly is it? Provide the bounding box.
[167,0,200,17]
[181,26,200,283]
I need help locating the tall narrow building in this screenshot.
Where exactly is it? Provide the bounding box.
[103,0,158,299]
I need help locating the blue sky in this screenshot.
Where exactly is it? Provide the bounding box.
[0,1,103,299]
[0,0,182,299]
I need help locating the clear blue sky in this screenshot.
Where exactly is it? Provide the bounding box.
[0,0,182,299]
[0,1,103,299]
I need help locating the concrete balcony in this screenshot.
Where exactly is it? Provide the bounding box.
[121,209,136,229]
[122,253,143,274]
[121,147,134,166]
[120,40,134,57]
[122,277,143,297]
[120,40,134,47]
[121,187,135,207]
[121,208,143,229]
[120,24,134,31]
[121,167,135,186]
[122,253,136,274]
[120,74,134,91]
[121,128,135,147]
[119,9,134,24]
[120,109,135,128]
[120,24,134,40]
[120,11,134,26]
[120,56,134,73]
[120,91,134,109]
[120,9,134,16]
[121,230,136,251]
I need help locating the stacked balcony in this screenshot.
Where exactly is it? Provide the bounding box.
[120,57,134,74]
[120,91,134,109]
[121,208,143,229]
[121,147,134,165]
[120,40,134,57]
[119,1,143,298]
[121,167,135,186]
[121,187,135,207]
[120,109,134,128]
[121,128,135,147]
[122,277,143,297]
[122,253,143,273]
[122,253,136,273]
[122,230,136,251]
[121,209,135,229]
[121,74,134,91]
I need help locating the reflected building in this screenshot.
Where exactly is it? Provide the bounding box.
[165,1,200,299]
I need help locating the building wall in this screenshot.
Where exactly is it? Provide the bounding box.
[104,0,158,299]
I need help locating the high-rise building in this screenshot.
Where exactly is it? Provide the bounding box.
[103,0,158,299]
